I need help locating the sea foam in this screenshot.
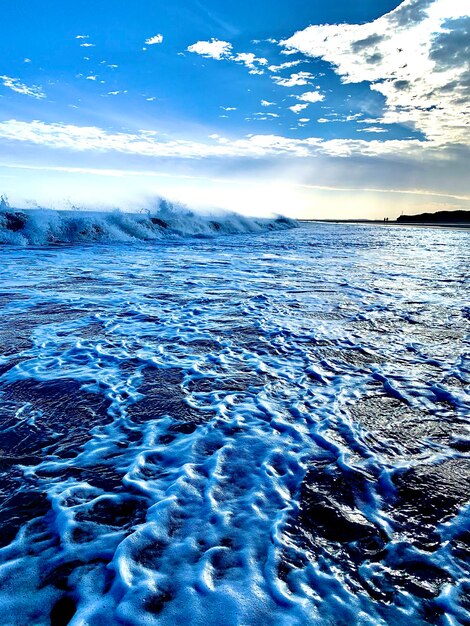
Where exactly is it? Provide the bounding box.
[0,198,297,245]
[0,222,468,625]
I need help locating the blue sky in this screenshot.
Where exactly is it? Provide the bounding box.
[0,0,469,218]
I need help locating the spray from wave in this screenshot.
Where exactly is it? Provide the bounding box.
[0,196,297,245]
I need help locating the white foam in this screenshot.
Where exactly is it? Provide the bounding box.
[0,198,297,245]
[0,222,468,625]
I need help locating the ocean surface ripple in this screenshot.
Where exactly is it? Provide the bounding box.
[0,222,469,625]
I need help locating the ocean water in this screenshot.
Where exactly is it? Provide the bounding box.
[0,220,469,626]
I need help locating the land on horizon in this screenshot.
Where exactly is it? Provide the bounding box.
[301,208,470,227]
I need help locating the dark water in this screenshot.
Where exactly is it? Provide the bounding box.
[0,223,469,625]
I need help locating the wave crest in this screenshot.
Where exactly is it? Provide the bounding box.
[0,198,297,245]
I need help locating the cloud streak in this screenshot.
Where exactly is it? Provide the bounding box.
[272,71,315,87]
[0,75,45,99]
[145,34,163,45]
[2,161,468,201]
[0,118,431,161]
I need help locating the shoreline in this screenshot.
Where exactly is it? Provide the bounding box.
[300,219,470,230]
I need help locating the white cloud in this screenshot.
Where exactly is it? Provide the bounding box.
[187,39,232,60]
[0,119,322,158]
[272,71,315,87]
[0,75,45,99]
[317,113,364,123]
[24,58,31,63]
[261,100,275,107]
[299,118,310,123]
[232,52,268,73]
[2,115,467,170]
[80,43,95,48]
[268,60,303,72]
[76,35,89,39]
[289,103,309,113]
[280,48,299,56]
[0,118,376,159]
[297,90,325,103]
[359,126,389,133]
[145,34,163,45]
[86,75,97,81]
[252,38,278,45]
[281,0,470,145]
[187,40,268,73]
[221,106,237,111]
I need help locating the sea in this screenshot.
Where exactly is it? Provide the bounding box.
[0,209,469,626]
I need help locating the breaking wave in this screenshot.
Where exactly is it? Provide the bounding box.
[0,198,297,245]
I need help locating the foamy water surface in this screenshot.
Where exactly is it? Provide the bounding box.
[0,222,469,625]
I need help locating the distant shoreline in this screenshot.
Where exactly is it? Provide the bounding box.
[300,219,470,230]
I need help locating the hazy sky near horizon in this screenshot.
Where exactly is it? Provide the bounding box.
[0,0,469,218]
